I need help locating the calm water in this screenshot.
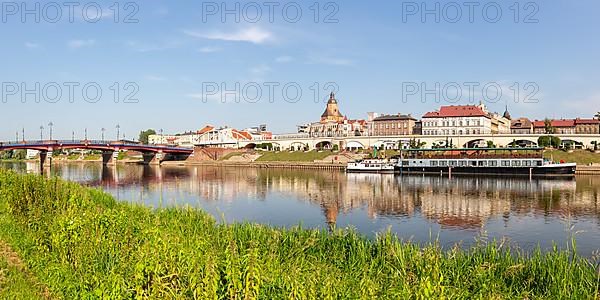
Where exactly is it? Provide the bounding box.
[2,162,600,256]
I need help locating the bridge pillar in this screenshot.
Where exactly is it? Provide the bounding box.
[39,149,53,171]
[142,151,164,165]
[102,150,117,165]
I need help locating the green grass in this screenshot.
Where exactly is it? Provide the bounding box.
[0,169,598,299]
[82,154,101,161]
[255,150,336,162]
[0,239,48,299]
[0,258,44,299]
[544,149,600,165]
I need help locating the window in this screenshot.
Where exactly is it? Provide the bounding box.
[470,161,477,166]
[459,161,467,167]
[512,160,521,166]
[449,161,457,166]
[440,161,448,166]
[431,161,438,166]
[478,161,486,167]
[502,160,510,166]
[488,160,498,166]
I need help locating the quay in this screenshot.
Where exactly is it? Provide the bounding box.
[166,160,347,171]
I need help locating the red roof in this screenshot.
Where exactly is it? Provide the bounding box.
[231,129,253,140]
[532,119,575,128]
[574,118,600,125]
[197,125,214,134]
[423,105,488,118]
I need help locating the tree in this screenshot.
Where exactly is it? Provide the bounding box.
[0,150,12,160]
[538,136,551,147]
[139,129,157,144]
[551,136,561,148]
[486,140,496,148]
[544,118,556,134]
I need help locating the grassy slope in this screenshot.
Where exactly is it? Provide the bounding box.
[218,152,245,161]
[254,150,335,162]
[0,170,598,299]
[0,240,49,299]
[544,150,600,165]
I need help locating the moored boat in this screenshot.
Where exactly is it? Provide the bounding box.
[347,159,396,173]
[394,147,576,177]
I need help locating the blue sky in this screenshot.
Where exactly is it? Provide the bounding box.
[1,0,600,140]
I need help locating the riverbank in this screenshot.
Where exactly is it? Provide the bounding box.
[0,170,597,298]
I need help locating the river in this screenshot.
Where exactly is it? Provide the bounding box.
[2,161,599,256]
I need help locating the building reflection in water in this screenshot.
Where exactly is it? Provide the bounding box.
[4,162,600,253]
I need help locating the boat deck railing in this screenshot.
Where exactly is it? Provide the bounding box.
[402,154,543,160]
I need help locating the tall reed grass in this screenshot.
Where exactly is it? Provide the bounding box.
[0,169,598,299]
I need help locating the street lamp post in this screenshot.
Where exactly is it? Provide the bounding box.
[16,131,18,143]
[22,128,25,142]
[39,125,44,141]
[101,128,106,141]
[116,124,120,141]
[84,128,88,140]
[72,131,75,141]
[48,122,53,140]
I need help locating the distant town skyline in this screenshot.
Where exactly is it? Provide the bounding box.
[2,0,600,140]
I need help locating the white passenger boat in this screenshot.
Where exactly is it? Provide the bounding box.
[347,159,396,173]
[395,147,576,177]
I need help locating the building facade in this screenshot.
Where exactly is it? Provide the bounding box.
[421,104,510,136]
[531,118,600,134]
[532,119,576,134]
[149,124,270,148]
[370,114,417,136]
[304,92,368,137]
[510,117,533,134]
[574,118,600,134]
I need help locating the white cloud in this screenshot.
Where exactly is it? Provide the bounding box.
[198,46,221,53]
[184,27,273,44]
[275,56,293,63]
[307,55,354,66]
[25,42,40,49]
[68,39,96,49]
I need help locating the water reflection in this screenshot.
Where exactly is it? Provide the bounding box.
[2,162,599,255]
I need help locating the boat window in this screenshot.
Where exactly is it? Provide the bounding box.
[431,161,438,166]
[449,161,457,166]
[402,161,409,166]
[440,161,447,167]
[512,160,521,166]
[488,160,498,166]
[536,160,543,166]
[470,161,477,166]
[523,160,531,167]
[459,161,467,167]
[478,161,486,166]
[501,160,510,167]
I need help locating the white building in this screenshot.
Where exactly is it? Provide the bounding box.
[148,125,270,148]
[421,104,510,137]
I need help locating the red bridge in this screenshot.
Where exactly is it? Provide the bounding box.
[0,140,193,169]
